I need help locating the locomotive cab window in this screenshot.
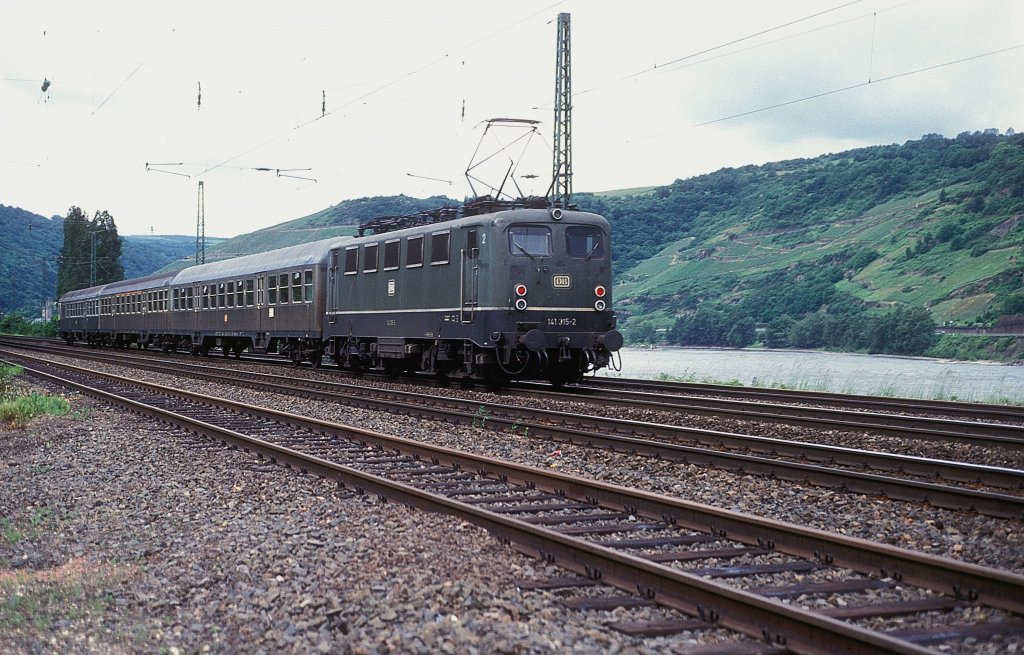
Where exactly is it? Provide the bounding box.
[566,226,605,259]
[509,226,551,258]
[430,231,450,265]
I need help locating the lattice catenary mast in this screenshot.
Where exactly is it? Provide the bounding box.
[196,181,205,265]
[551,12,572,208]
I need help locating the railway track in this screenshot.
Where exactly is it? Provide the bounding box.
[579,375,1024,425]
[10,352,1024,654]
[12,337,1024,435]
[3,344,1023,520]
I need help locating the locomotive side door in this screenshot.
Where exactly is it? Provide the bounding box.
[460,229,479,323]
[328,248,339,325]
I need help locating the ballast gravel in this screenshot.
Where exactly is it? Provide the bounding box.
[2,389,761,654]
[3,352,1023,654]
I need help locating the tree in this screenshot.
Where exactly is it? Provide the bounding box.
[91,210,124,284]
[56,206,90,297]
[55,206,124,297]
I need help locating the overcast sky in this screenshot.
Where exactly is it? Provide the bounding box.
[2,0,1021,238]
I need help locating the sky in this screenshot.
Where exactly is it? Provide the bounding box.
[2,0,1021,238]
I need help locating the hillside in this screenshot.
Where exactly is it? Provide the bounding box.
[580,130,1024,355]
[155,195,456,273]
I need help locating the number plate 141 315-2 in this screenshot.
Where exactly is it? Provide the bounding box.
[547,317,577,326]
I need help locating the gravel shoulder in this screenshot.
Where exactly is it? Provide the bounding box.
[1,385,755,654]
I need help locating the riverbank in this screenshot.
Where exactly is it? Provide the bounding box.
[601,347,1024,404]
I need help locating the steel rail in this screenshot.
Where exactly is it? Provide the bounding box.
[4,346,1022,520]
[579,375,1024,424]
[11,353,1024,623]
[512,384,1024,447]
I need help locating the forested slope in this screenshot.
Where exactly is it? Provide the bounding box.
[581,130,1024,356]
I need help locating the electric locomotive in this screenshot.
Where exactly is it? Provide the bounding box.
[326,200,622,384]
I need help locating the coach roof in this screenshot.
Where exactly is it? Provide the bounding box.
[172,237,351,285]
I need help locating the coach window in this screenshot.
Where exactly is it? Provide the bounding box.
[383,239,400,271]
[304,270,313,302]
[187,287,194,310]
[268,276,277,305]
[291,271,302,303]
[236,280,244,307]
[172,289,178,311]
[227,281,235,307]
[216,283,225,308]
[245,279,255,306]
[406,236,424,268]
[344,247,358,275]
[278,274,289,304]
[509,226,551,258]
[430,231,450,265]
[566,226,605,259]
[363,244,379,273]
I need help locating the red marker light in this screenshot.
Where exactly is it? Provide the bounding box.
[515,284,528,297]
[594,285,606,298]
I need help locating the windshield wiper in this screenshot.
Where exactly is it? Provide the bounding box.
[584,242,602,261]
[513,242,535,260]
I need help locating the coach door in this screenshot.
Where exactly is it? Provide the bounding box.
[460,229,479,323]
[328,249,339,324]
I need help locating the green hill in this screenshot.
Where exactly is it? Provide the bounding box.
[155,194,456,272]
[581,129,1024,358]
[0,207,210,316]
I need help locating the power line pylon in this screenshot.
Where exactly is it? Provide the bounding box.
[551,12,572,208]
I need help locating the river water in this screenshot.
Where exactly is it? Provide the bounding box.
[599,347,1024,404]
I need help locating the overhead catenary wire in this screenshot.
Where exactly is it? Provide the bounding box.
[92,28,176,116]
[192,1,566,180]
[565,0,864,104]
[681,44,1024,131]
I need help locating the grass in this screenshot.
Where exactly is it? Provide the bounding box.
[0,560,124,630]
[0,393,72,428]
[0,364,72,428]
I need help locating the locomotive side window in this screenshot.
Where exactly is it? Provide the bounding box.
[430,231,450,265]
[566,227,605,259]
[279,274,289,304]
[383,239,400,270]
[509,226,552,257]
[291,271,302,303]
[406,236,424,268]
[268,276,277,305]
[304,270,313,302]
[363,244,379,273]
[344,247,358,275]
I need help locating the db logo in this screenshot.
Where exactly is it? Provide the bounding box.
[552,275,571,288]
